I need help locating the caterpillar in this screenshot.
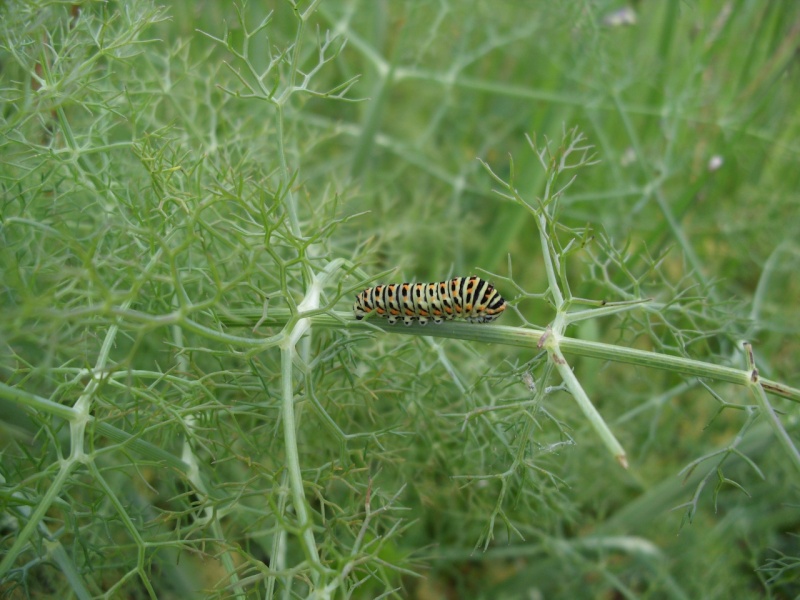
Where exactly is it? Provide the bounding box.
[353,276,506,326]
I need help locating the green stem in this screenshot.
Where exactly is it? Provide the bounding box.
[0,460,77,577]
[280,344,323,581]
[254,313,800,403]
[549,343,628,468]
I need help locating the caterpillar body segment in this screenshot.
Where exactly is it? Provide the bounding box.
[353,276,506,326]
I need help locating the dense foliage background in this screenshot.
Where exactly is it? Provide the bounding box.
[1,1,798,598]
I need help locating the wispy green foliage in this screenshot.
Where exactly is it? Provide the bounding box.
[1,1,798,598]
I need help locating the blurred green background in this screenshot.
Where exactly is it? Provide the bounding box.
[1,1,799,598]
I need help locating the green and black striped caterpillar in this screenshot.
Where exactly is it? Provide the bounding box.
[353,276,506,326]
